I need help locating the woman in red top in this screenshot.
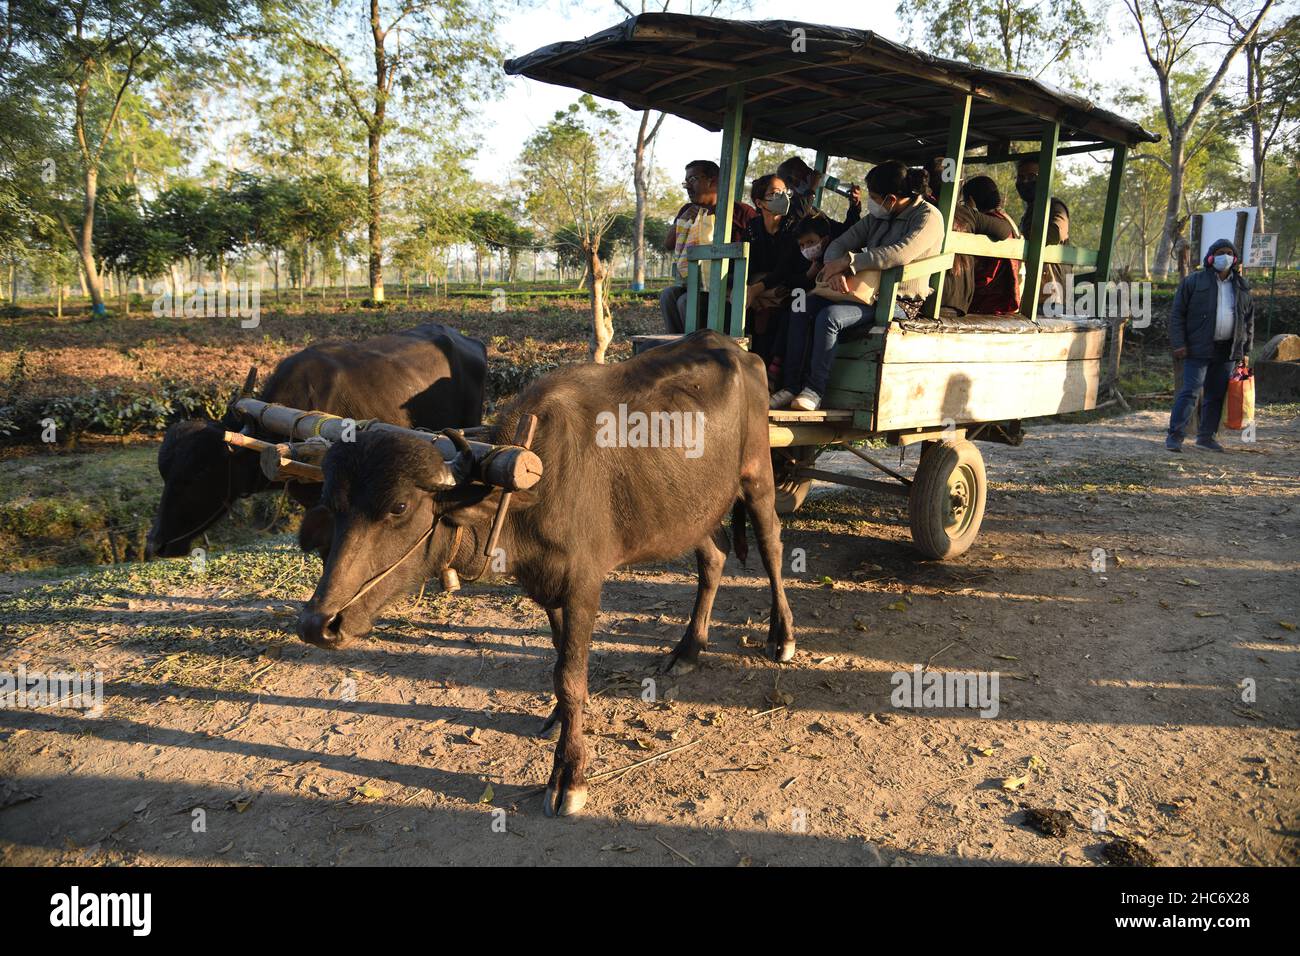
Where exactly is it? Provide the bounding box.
[962,176,1022,315]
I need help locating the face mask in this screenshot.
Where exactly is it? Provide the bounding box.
[794,180,812,196]
[764,192,791,216]
[800,242,823,261]
[867,198,891,218]
[1016,179,1037,204]
[1212,253,1233,272]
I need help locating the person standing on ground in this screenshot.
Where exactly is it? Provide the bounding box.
[1166,238,1255,453]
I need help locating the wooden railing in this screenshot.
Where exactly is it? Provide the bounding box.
[684,241,749,334]
[943,231,1099,269]
[875,253,954,324]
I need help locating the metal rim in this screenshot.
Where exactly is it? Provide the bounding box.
[944,462,978,537]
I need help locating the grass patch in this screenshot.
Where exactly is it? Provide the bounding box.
[0,444,299,571]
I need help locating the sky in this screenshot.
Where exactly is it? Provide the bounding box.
[473,0,1161,184]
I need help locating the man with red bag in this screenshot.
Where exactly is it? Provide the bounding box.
[1166,238,1255,453]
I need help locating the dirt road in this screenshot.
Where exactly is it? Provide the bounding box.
[2,407,1297,866]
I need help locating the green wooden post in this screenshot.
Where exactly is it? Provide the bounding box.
[685,260,702,331]
[874,269,902,325]
[1019,119,1060,318]
[706,83,745,334]
[1092,144,1127,287]
[929,93,971,318]
[813,149,829,208]
[1086,143,1128,287]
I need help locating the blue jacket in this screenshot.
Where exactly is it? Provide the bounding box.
[1169,268,1254,362]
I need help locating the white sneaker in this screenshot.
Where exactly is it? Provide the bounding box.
[769,388,795,409]
[790,389,821,411]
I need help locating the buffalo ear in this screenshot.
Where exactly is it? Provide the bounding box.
[298,506,334,556]
[440,486,537,528]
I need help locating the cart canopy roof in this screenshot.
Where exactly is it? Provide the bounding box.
[504,13,1159,165]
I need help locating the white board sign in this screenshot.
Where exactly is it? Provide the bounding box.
[1195,207,1257,261]
[1247,233,1278,268]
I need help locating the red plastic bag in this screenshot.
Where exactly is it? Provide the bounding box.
[1226,363,1254,430]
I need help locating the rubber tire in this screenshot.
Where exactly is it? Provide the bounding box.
[774,476,812,515]
[773,447,818,515]
[908,439,986,560]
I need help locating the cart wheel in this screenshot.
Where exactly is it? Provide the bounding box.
[775,476,812,515]
[908,439,986,559]
[772,446,818,515]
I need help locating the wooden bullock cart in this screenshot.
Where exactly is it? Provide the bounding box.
[505,13,1159,558]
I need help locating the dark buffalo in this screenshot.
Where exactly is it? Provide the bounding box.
[146,323,486,559]
[296,330,795,817]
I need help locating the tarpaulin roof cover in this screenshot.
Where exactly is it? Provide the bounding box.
[504,14,1160,165]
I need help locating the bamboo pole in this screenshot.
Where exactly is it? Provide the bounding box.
[231,399,543,492]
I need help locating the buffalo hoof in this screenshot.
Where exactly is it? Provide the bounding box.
[661,635,705,675]
[542,782,588,817]
[764,639,796,663]
[537,707,561,740]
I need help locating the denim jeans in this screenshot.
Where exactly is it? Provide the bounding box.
[660,283,687,334]
[782,296,873,398]
[1168,341,1233,442]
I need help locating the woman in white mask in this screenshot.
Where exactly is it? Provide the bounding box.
[743,174,819,367]
[770,160,944,411]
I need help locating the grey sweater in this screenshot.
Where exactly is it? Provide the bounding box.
[824,199,945,299]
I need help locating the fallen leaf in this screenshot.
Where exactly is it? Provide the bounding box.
[1001,775,1029,792]
[479,782,494,804]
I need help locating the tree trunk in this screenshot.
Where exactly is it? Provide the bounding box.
[76,165,107,315]
[367,124,384,304]
[1247,39,1266,233]
[1154,134,1185,277]
[588,245,612,364]
[631,109,663,291]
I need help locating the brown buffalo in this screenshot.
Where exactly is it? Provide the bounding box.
[296,330,796,817]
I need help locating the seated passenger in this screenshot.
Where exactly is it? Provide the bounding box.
[919,154,946,206]
[761,214,842,387]
[921,168,1016,315]
[770,160,944,412]
[741,174,805,364]
[661,159,757,334]
[1015,157,1071,314]
[776,156,862,225]
[962,175,1022,314]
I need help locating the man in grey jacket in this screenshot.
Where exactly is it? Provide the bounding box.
[1166,237,1255,453]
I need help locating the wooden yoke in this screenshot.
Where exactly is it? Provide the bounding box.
[483,413,538,558]
[231,398,543,493]
[223,430,325,483]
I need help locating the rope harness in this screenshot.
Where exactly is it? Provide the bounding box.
[331,520,491,617]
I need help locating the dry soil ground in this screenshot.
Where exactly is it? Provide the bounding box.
[1,407,1297,867]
